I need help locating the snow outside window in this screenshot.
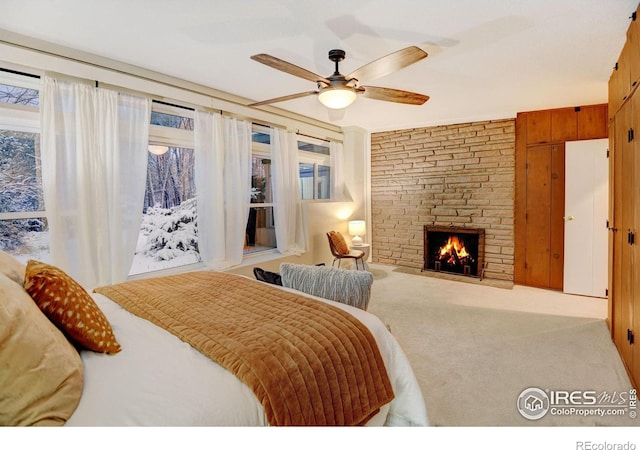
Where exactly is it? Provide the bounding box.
[0,71,49,263]
[129,102,200,275]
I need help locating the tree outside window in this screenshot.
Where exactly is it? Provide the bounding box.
[0,77,48,262]
[129,104,200,275]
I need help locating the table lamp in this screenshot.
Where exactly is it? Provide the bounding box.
[348,220,366,246]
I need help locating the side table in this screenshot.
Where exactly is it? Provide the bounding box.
[350,243,370,270]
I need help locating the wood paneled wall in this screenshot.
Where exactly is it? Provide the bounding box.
[608,3,640,389]
[514,104,608,289]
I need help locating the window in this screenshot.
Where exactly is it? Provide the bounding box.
[245,124,276,255]
[129,102,199,275]
[317,164,330,199]
[243,128,336,256]
[0,67,341,268]
[0,83,39,107]
[0,71,48,263]
[298,137,331,201]
[150,108,194,130]
[298,141,330,155]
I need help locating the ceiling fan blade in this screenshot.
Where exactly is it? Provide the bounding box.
[248,91,318,107]
[360,86,429,105]
[251,54,330,84]
[347,46,428,83]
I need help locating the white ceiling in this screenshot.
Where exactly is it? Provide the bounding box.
[0,0,637,131]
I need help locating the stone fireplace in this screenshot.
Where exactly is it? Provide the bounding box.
[423,226,485,278]
[370,118,515,282]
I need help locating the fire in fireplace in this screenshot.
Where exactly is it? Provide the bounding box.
[423,226,485,278]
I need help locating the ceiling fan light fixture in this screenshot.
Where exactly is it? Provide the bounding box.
[148,144,169,155]
[318,87,357,109]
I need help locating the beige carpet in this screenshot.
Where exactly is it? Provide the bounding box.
[366,263,638,426]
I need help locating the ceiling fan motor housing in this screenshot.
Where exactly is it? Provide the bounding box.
[328,49,346,63]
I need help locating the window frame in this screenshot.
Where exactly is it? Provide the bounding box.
[244,123,277,256]
[0,70,50,261]
[297,135,331,202]
[130,101,201,276]
[0,74,45,205]
[148,101,194,148]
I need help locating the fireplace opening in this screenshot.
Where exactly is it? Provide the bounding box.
[423,226,485,278]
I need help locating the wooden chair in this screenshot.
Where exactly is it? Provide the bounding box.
[327,231,366,270]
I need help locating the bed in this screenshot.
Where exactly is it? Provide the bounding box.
[0,252,428,427]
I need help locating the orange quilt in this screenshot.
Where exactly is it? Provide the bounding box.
[94,271,394,426]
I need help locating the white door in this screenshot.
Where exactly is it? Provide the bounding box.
[563,139,609,297]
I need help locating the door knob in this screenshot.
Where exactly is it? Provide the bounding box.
[564,216,574,221]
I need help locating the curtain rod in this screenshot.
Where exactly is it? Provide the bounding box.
[0,67,40,79]
[152,99,195,112]
[296,131,330,143]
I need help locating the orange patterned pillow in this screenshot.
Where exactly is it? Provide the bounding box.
[329,231,350,255]
[24,260,121,354]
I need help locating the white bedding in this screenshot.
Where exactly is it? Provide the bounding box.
[66,284,428,426]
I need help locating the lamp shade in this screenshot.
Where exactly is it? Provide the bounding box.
[318,88,357,109]
[348,220,366,245]
[148,144,169,155]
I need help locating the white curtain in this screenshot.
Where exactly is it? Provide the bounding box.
[330,140,345,201]
[194,111,251,269]
[271,128,307,255]
[40,77,150,289]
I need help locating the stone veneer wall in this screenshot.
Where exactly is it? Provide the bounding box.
[370,119,515,281]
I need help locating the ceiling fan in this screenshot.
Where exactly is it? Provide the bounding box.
[248,46,430,110]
